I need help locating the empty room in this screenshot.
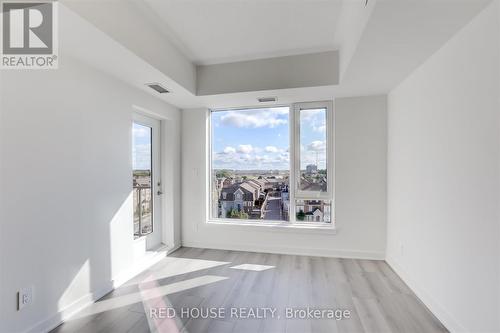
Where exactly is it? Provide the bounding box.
[0,0,499,332]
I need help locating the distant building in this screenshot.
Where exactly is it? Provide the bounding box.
[300,175,327,192]
[219,181,267,218]
[215,174,289,221]
[281,185,289,220]
[306,164,318,174]
[246,178,267,192]
[223,177,235,187]
[220,184,255,217]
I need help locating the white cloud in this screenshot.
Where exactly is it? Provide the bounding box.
[307,140,326,152]
[275,154,289,162]
[222,146,236,154]
[265,146,279,153]
[237,144,254,154]
[219,108,288,128]
[313,124,326,133]
[300,141,327,169]
[300,108,326,133]
[213,151,290,170]
[300,109,323,121]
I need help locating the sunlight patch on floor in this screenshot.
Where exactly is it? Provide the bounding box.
[71,275,228,320]
[139,274,182,333]
[230,264,275,271]
[123,257,231,286]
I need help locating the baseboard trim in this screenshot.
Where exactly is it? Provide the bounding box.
[25,247,169,333]
[181,240,385,260]
[385,255,467,333]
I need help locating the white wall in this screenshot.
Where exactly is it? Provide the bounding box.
[196,51,339,95]
[62,0,196,94]
[386,2,500,332]
[181,95,387,259]
[0,56,181,333]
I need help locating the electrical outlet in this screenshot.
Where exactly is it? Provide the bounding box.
[18,286,33,311]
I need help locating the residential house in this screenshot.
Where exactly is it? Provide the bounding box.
[296,199,331,223]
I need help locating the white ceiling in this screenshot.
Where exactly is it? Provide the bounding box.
[142,0,343,65]
[63,0,494,109]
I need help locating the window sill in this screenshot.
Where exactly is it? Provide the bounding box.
[206,219,337,234]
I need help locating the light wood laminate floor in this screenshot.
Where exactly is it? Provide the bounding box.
[52,247,448,333]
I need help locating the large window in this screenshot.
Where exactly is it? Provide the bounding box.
[210,101,334,226]
[211,107,290,221]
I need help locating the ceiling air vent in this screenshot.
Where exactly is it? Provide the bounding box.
[257,97,277,103]
[146,83,169,94]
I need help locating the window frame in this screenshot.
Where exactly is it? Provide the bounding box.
[290,101,334,226]
[208,101,335,228]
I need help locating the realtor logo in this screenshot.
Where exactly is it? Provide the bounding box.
[1,1,58,69]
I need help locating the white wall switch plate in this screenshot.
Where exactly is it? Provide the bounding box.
[18,286,33,310]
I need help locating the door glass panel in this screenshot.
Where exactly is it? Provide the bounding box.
[132,122,153,238]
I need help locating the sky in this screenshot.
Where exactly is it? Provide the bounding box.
[212,107,327,170]
[300,108,327,169]
[132,122,152,170]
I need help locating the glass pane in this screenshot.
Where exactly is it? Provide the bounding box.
[295,199,332,223]
[211,107,290,222]
[132,122,153,237]
[299,108,327,192]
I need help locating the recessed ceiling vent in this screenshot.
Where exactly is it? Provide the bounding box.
[258,97,277,103]
[146,83,169,94]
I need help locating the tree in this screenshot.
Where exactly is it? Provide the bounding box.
[216,169,232,178]
[296,209,305,221]
[227,209,249,219]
